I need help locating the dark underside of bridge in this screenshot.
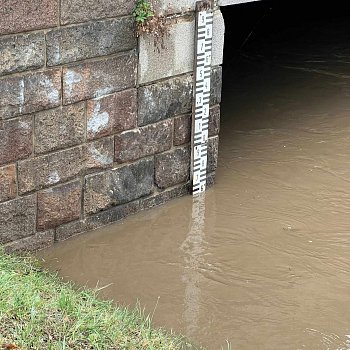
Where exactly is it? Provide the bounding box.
[221,1,350,55]
[219,0,350,130]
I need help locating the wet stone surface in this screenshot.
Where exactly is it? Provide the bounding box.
[155,146,191,189]
[0,195,36,244]
[138,75,193,126]
[84,158,154,214]
[114,120,173,163]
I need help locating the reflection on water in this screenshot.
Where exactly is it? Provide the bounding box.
[181,194,207,339]
[39,9,350,350]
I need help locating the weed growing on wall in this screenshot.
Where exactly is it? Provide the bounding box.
[133,0,171,52]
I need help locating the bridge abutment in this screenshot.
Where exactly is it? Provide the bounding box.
[0,0,230,251]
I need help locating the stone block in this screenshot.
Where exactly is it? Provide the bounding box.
[0,33,45,77]
[55,220,87,242]
[18,146,84,194]
[115,119,172,163]
[212,10,225,67]
[86,89,137,140]
[63,54,136,104]
[0,164,17,203]
[210,66,222,106]
[208,136,219,173]
[174,114,191,146]
[0,0,58,35]
[37,181,82,231]
[138,75,193,126]
[209,105,221,137]
[55,200,140,241]
[34,103,85,155]
[140,183,190,211]
[4,230,54,253]
[155,146,191,189]
[18,141,113,194]
[61,0,135,25]
[138,16,195,84]
[86,200,140,229]
[152,0,194,14]
[84,158,154,214]
[138,10,224,84]
[47,17,136,66]
[0,195,36,244]
[0,69,61,120]
[0,116,33,166]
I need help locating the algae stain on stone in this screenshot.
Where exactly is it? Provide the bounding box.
[87,102,110,135]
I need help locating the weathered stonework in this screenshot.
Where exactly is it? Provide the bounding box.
[18,140,114,194]
[208,136,220,173]
[4,230,54,253]
[61,0,135,25]
[155,147,191,189]
[37,181,82,231]
[114,120,173,163]
[209,105,221,137]
[0,195,36,244]
[34,103,85,155]
[0,0,224,251]
[47,17,136,66]
[0,116,33,165]
[0,33,45,76]
[0,69,61,120]
[0,165,17,203]
[84,158,154,214]
[0,0,58,35]
[63,54,136,104]
[86,89,137,140]
[210,66,223,106]
[138,75,193,126]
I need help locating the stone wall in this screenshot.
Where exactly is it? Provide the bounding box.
[0,0,224,252]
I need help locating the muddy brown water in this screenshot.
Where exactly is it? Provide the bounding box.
[39,13,350,350]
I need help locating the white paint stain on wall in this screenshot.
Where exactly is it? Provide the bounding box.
[18,78,25,113]
[42,77,60,103]
[95,87,112,98]
[65,70,82,96]
[87,102,110,135]
[88,145,113,166]
[19,121,30,129]
[47,171,60,185]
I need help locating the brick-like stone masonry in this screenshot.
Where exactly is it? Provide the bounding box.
[0,0,222,252]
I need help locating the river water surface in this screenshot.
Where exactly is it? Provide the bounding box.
[39,7,350,350]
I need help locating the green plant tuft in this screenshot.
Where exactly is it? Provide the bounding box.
[133,0,154,24]
[132,0,173,52]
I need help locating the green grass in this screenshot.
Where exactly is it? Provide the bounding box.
[0,249,203,350]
